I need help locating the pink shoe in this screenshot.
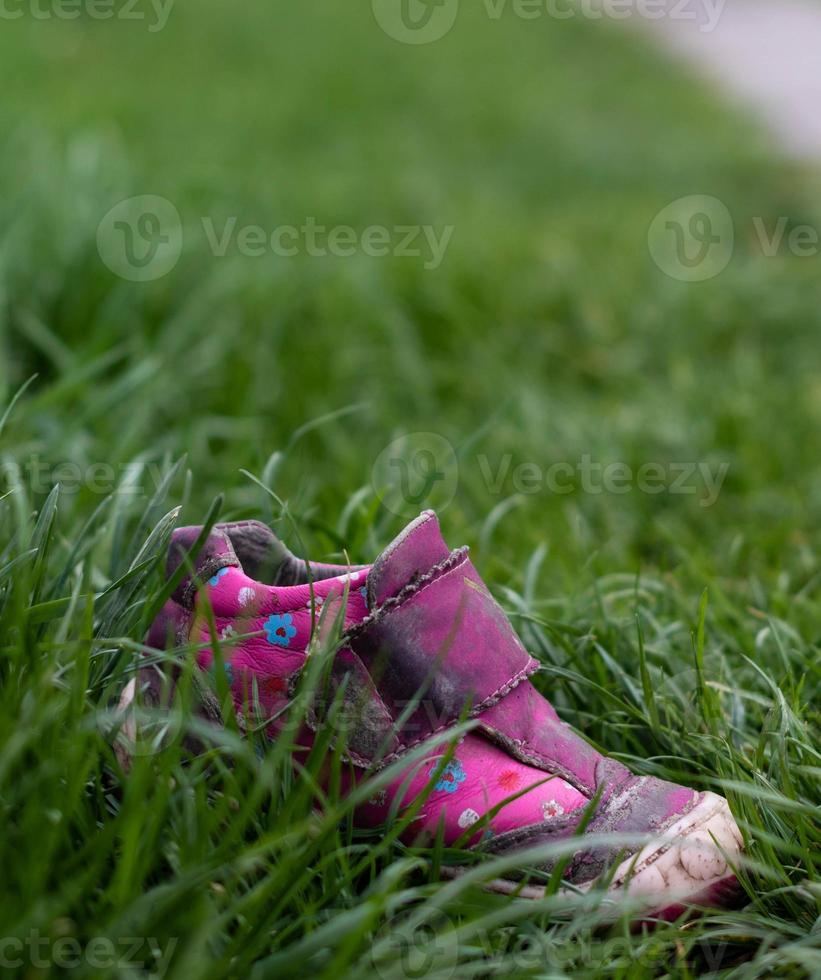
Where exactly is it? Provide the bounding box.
[118,512,743,917]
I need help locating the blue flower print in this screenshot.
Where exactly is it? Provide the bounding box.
[430,759,466,794]
[264,613,297,647]
[209,567,231,587]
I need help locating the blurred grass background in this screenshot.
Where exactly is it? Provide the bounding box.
[2,0,820,579]
[0,1,819,977]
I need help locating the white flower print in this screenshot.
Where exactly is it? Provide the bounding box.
[457,808,480,829]
[541,799,564,821]
[368,789,387,807]
[237,587,257,608]
[220,625,238,644]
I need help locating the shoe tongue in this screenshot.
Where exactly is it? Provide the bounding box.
[367,510,450,607]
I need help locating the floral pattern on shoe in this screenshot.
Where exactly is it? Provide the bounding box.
[209,567,231,587]
[264,613,297,647]
[541,799,565,820]
[237,586,257,608]
[260,675,287,698]
[497,770,520,792]
[457,808,480,829]
[431,759,466,794]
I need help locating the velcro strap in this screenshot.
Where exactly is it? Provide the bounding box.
[302,647,400,767]
[349,548,539,754]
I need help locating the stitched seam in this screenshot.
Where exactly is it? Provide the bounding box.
[182,556,240,607]
[479,812,581,851]
[383,721,456,763]
[372,660,536,767]
[343,555,540,767]
[608,794,704,886]
[367,511,435,605]
[219,520,264,531]
[376,726,466,769]
[347,546,469,643]
[471,657,539,713]
[654,791,700,834]
[340,747,376,768]
[476,722,595,795]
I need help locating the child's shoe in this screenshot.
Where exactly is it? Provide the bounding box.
[118,512,743,917]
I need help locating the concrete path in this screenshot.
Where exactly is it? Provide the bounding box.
[649,0,821,161]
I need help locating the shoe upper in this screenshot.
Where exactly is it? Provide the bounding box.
[131,511,701,885]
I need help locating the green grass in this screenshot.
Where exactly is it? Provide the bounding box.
[0,1,819,976]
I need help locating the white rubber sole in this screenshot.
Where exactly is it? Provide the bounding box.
[113,678,138,771]
[453,792,744,917]
[115,676,743,918]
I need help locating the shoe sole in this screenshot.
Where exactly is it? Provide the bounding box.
[453,791,743,919]
[115,679,743,919]
[114,678,138,771]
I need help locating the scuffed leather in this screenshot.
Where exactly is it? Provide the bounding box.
[349,548,539,756]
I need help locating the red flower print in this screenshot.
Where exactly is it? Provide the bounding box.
[498,770,520,792]
[260,676,286,699]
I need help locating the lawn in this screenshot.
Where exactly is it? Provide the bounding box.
[0,1,819,977]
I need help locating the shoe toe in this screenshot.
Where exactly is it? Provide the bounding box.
[614,792,743,910]
[678,832,728,880]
